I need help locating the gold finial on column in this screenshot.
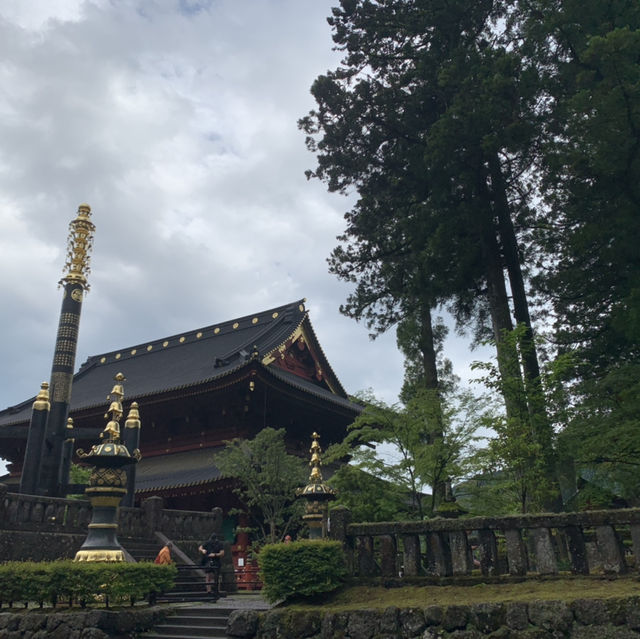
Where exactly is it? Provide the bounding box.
[101,373,126,443]
[32,382,50,411]
[59,203,95,291]
[125,402,141,429]
[298,432,336,539]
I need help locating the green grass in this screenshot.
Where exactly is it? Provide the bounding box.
[285,576,640,611]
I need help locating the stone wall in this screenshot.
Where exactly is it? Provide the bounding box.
[0,530,85,562]
[226,596,640,638]
[0,607,168,639]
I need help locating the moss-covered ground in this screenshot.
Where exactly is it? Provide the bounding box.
[286,576,640,611]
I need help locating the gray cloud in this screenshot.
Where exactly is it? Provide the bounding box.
[0,1,488,475]
[0,1,407,425]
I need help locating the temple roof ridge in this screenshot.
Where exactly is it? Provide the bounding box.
[77,298,307,373]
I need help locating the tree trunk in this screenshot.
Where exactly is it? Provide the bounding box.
[417,302,446,509]
[489,154,558,508]
[419,304,439,393]
[475,177,529,426]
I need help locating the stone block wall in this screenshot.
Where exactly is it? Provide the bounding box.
[0,530,85,562]
[0,607,168,639]
[226,596,640,638]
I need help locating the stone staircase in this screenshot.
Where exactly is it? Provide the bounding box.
[121,537,220,603]
[141,605,234,639]
[121,537,158,563]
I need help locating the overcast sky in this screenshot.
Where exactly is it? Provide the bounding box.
[0,0,488,472]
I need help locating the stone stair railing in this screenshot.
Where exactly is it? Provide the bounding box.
[329,506,640,580]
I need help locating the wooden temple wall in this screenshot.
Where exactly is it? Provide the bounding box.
[329,506,640,582]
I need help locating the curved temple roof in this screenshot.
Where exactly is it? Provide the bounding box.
[0,299,357,427]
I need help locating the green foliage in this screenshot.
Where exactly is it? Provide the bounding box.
[214,427,307,545]
[0,561,176,607]
[301,0,551,503]
[470,326,559,513]
[258,540,346,603]
[69,463,91,485]
[328,465,410,522]
[326,389,480,519]
[302,0,640,511]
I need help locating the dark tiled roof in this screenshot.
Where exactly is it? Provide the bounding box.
[264,367,358,413]
[134,447,223,493]
[0,299,355,427]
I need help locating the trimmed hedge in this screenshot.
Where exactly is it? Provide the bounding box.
[0,561,176,608]
[258,539,346,603]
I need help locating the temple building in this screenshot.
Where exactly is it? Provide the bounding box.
[0,299,361,516]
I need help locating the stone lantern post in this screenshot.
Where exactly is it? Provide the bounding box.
[298,432,335,539]
[74,373,141,562]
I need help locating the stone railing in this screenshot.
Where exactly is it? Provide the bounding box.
[0,485,92,534]
[158,505,222,541]
[0,485,221,542]
[329,506,640,580]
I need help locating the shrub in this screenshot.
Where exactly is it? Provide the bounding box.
[258,539,347,603]
[0,561,176,608]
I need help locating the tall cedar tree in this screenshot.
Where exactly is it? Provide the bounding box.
[510,1,640,500]
[300,0,556,507]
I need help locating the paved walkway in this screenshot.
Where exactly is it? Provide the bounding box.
[170,592,273,610]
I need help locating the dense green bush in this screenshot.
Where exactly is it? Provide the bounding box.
[0,561,176,608]
[258,539,347,603]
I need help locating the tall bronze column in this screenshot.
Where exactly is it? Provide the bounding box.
[37,204,95,497]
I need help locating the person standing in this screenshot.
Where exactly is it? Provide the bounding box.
[198,533,224,598]
[154,541,173,565]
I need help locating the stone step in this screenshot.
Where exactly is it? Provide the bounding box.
[172,608,235,618]
[145,622,226,636]
[141,605,233,639]
[165,614,230,626]
[156,591,221,603]
[142,632,227,639]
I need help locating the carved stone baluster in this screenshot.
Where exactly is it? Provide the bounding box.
[19,498,31,523]
[78,504,91,529]
[530,527,557,575]
[595,525,627,574]
[504,528,528,576]
[357,535,377,577]
[427,532,452,577]
[449,530,472,576]
[56,503,68,528]
[7,498,18,525]
[478,529,500,576]
[402,534,421,577]
[380,534,397,578]
[42,502,55,528]
[564,526,589,575]
[31,501,44,524]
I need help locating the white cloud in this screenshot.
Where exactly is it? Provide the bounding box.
[0,0,484,474]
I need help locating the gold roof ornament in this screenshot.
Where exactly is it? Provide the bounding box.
[125,402,141,429]
[77,373,139,467]
[298,432,336,500]
[59,203,95,291]
[32,382,50,412]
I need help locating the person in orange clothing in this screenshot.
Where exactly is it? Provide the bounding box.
[154,541,174,564]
